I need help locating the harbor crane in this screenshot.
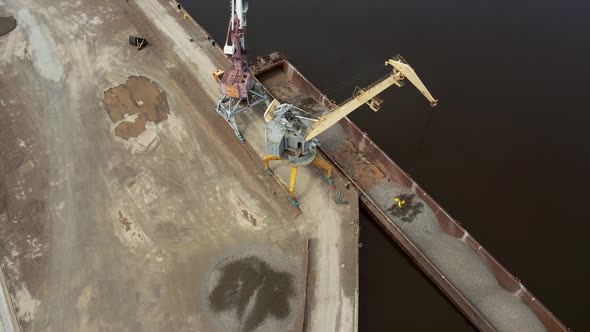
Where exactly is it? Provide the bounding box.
[212,0,267,142]
[263,55,438,207]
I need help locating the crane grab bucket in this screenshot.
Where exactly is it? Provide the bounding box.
[386,58,438,107]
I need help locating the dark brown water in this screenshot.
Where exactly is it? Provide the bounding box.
[181,0,590,330]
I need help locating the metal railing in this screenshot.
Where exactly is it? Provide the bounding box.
[328,73,395,112]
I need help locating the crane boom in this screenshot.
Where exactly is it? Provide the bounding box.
[304,56,437,141]
[386,58,438,107]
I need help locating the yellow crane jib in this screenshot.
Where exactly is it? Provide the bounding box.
[386,57,439,107]
[304,55,438,141]
[263,54,437,208]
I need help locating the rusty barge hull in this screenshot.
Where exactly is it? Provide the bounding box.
[250,52,568,332]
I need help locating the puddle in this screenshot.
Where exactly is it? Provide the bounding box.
[102,76,169,140]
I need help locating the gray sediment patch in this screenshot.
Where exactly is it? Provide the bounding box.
[369,182,547,332]
[203,246,303,332]
[0,16,16,37]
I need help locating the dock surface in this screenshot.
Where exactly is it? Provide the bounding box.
[0,0,358,331]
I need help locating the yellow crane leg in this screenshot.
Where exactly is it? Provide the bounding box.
[311,154,333,180]
[263,154,282,170]
[262,154,299,209]
[289,166,298,200]
[261,154,301,209]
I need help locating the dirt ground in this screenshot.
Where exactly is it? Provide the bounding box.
[0,0,359,331]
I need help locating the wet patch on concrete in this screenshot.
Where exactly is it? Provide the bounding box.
[0,16,16,37]
[209,256,294,331]
[204,248,303,332]
[102,76,169,140]
[111,162,138,186]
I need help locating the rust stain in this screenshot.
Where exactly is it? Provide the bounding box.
[102,76,170,140]
[333,139,387,188]
[118,210,132,232]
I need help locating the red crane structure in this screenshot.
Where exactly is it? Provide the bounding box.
[213,0,267,142]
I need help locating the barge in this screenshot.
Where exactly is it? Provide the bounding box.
[250,52,569,332]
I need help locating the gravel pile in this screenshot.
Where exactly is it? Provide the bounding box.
[202,246,304,332]
[478,289,547,331]
[369,182,547,332]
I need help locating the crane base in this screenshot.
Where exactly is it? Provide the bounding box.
[214,83,268,142]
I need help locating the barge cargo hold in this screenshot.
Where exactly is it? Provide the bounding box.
[250,52,569,332]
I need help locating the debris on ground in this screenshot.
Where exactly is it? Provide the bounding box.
[333,188,349,205]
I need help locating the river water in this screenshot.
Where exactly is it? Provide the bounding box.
[180,0,590,330]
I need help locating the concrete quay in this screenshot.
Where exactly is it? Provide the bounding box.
[0,0,359,331]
